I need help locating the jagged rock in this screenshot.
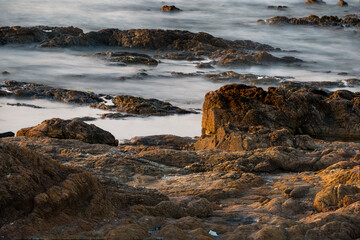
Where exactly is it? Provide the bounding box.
[16,118,118,146]
[196,84,360,151]
[112,95,195,115]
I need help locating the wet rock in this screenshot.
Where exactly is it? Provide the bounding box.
[16,118,118,146]
[212,50,302,66]
[106,223,149,240]
[345,78,360,86]
[185,198,213,218]
[123,134,196,150]
[7,102,44,108]
[267,14,360,29]
[161,5,182,12]
[196,62,214,68]
[2,80,103,105]
[112,95,196,115]
[1,71,10,75]
[0,131,15,138]
[157,52,205,61]
[196,84,360,152]
[338,0,348,6]
[93,51,158,66]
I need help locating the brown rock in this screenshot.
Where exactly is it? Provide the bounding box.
[161,5,182,12]
[314,184,360,212]
[16,118,118,146]
[106,223,149,240]
[196,84,360,151]
[337,0,348,6]
[113,95,195,115]
[305,0,326,4]
[186,198,213,218]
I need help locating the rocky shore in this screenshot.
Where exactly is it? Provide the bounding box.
[0,19,360,239]
[1,81,360,239]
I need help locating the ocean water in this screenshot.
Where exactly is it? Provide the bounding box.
[1,0,360,140]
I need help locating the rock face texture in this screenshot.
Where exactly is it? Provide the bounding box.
[195,84,360,150]
[16,118,118,146]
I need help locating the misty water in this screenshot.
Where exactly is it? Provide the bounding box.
[1,0,360,140]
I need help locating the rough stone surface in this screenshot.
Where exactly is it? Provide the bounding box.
[16,118,118,146]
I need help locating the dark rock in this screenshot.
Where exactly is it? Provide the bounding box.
[212,50,302,66]
[337,72,348,75]
[7,102,44,108]
[157,52,205,61]
[196,62,213,69]
[196,84,360,151]
[345,78,360,86]
[161,5,182,12]
[0,132,15,138]
[112,95,196,116]
[16,118,118,146]
[267,14,360,29]
[93,51,158,66]
[267,5,288,10]
[1,71,10,75]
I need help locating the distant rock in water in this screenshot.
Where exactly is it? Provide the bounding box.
[16,118,118,146]
[195,84,360,150]
[337,0,348,6]
[305,0,326,4]
[267,5,288,10]
[93,51,158,66]
[161,5,182,12]
[266,14,360,29]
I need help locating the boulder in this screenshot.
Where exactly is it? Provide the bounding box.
[16,118,118,146]
[196,84,360,150]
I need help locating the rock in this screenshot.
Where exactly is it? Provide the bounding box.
[345,78,360,86]
[251,225,287,240]
[196,84,360,151]
[186,198,213,218]
[314,184,360,212]
[1,71,10,75]
[106,223,149,240]
[212,50,302,66]
[161,5,182,12]
[16,118,118,146]
[305,0,326,4]
[0,131,15,138]
[123,134,196,150]
[267,5,288,10]
[112,95,196,115]
[337,0,348,6]
[7,102,44,108]
[267,14,360,29]
[158,52,205,61]
[196,62,214,68]
[93,51,158,66]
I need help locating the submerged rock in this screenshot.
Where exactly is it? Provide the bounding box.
[0,131,15,138]
[16,118,118,146]
[93,51,158,66]
[267,14,360,28]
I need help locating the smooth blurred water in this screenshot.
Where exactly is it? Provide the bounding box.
[0,0,360,140]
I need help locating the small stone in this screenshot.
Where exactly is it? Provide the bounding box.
[161,5,182,12]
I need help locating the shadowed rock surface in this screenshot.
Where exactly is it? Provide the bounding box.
[16,118,118,146]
